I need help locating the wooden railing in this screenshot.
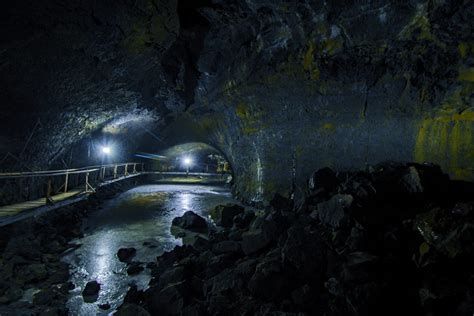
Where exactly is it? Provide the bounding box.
[0,162,144,206]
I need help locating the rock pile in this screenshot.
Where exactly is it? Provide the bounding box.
[0,176,143,315]
[0,202,87,315]
[118,163,474,316]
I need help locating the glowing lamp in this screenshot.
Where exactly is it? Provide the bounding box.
[183,157,193,166]
[101,146,111,155]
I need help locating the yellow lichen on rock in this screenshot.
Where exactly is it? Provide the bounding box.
[458,42,474,59]
[302,43,320,80]
[458,68,474,82]
[415,109,474,180]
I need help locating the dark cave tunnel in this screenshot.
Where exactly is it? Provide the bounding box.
[0,0,473,315]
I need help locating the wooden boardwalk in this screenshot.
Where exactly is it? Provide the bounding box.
[0,170,226,226]
[0,190,82,217]
[0,163,145,226]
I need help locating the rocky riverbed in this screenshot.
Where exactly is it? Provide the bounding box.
[0,179,140,315]
[1,164,473,315]
[115,163,474,316]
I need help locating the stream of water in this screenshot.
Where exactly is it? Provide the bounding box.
[62,184,238,315]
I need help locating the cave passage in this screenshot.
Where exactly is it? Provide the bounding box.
[0,0,473,315]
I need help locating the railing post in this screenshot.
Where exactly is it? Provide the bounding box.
[46,178,53,205]
[64,171,69,193]
[113,165,118,179]
[133,163,137,174]
[125,164,128,176]
[85,172,89,192]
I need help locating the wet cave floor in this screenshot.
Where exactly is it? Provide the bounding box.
[63,184,239,315]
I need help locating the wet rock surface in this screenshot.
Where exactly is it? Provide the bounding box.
[117,248,137,263]
[171,211,209,235]
[116,163,474,316]
[0,178,141,315]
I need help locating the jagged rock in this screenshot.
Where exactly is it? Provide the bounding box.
[291,284,312,306]
[23,263,48,283]
[159,266,187,286]
[172,211,208,234]
[325,277,343,297]
[281,225,326,277]
[117,248,137,263]
[185,235,210,251]
[33,288,58,305]
[401,166,424,193]
[269,194,294,212]
[210,204,244,227]
[416,207,474,258]
[311,194,353,228]
[123,284,146,305]
[99,303,111,310]
[148,280,196,315]
[127,263,144,275]
[233,210,256,230]
[206,253,236,279]
[212,240,241,254]
[116,303,151,316]
[82,280,100,298]
[248,248,291,301]
[241,212,286,255]
[342,252,378,282]
[309,167,339,192]
[1,286,23,304]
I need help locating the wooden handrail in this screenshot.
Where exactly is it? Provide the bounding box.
[0,162,143,179]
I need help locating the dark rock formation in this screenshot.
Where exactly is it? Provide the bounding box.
[210,204,244,227]
[171,211,209,235]
[0,0,472,205]
[117,163,474,315]
[117,248,137,263]
[82,280,100,297]
[0,179,141,315]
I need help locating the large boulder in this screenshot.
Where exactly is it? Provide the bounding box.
[212,241,242,254]
[309,167,339,193]
[117,248,137,263]
[248,248,293,301]
[241,212,288,255]
[416,206,474,258]
[210,204,245,227]
[172,211,208,234]
[400,166,424,194]
[82,280,100,302]
[115,303,151,316]
[281,225,327,278]
[269,193,294,212]
[311,194,353,228]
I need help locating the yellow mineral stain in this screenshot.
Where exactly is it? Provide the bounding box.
[235,102,250,119]
[458,68,474,82]
[322,123,335,131]
[302,43,320,80]
[414,110,474,180]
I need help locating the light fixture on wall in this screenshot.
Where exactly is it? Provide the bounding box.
[101,146,112,155]
[182,156,193,175]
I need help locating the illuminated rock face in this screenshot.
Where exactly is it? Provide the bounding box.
[0,0,473,202]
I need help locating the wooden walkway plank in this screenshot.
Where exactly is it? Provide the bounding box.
[0,190,82,217]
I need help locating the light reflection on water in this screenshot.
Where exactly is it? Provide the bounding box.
[62,184,236,315]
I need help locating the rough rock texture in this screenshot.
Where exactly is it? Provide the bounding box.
[0,176,145,315]
[119,163,474,315]
[0,0,473,204]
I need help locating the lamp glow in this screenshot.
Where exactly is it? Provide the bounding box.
[101,146,111,155]
[183,157,192,166]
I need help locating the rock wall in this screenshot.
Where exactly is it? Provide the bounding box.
[1,0,473,203]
